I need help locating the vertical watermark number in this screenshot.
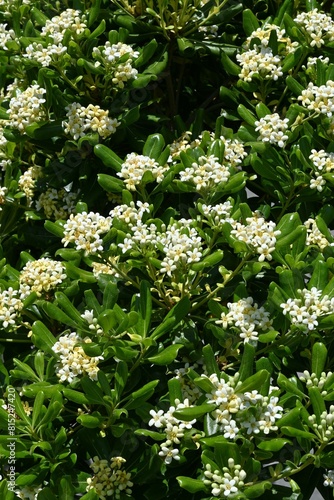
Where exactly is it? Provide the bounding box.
[7,386,16,492]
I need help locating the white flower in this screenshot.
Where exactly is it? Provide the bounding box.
[158,446,180,464]
[148,409,166,428]
[255,113,289,148]
[63,102,119,140]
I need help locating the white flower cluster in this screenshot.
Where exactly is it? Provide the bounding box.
[14,485,42,500]
[306,55,330,70]
[92,256,123,280]
[281,287,334,332]
[63,102,120,140]
[324,470,334,488]
[200,201,234,227]
[198,24,219,39]
[298,80,334,117]
[0,287,24,329]
[42,9,87,43]
[110,200,150,225]
[24,42,67,67]
[173,362,203,404]
[157,219,203,277]
[62,211,112,256]
[236,25,297,82]
[81,309,103,335]
[149,398,196,464]
[86,456,133,499]
[309,406,334,443]
[205,373,283,437]
[203,459,246,498]
[52,332,103,383]
[18,165,42,203]
[19,258,66,297]
[254,113,289,148]
[0,23,15,49]
[295,9,334,48]
[169,131,198,158]
[231,214,281,261]
[117,153,168,190]
[93,41,139,88]
[304,218,332,249]
[215,296,273,345]
[8,85,46,133]
[299,370,332,397]
[223,137,248,168]
[309,149,334,192]
[35,187,78,220]
[179,154,230,192]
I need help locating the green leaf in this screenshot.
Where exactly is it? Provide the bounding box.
[239,343,255,381]
[202,344,220,376]
[147,344,184,365]
[136,280,152,338]
[97,173,124,193]
[31,321,56,355]
[62,388,90,405]
[173,403,216,421]
[308,386,326,423]
[280,426,315,439]
[278,373,305,399]
[94,144,123,172]
[151,296,190,340]
[76,414,102,428]
[236,370,270,393]
[176,477,207,494]
[243,9,260,36]
[257,438,292,452]
[312,342,327,379]
[58,476,75,499]
[128,380,159,400]
[244,481,272,498]
[81,377,105,405]
[36,487,58,500]
[114,360,128,400]
[143,133,165,160]
[237,104,257,126]
[221,51,240,76]
[168,378,183,405]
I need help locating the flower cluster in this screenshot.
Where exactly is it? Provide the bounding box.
[149,398,196,464]
[254,113,289,148]
[205,373,283,437]
[309,406,334,443]
[179,155,230,192]
[92,42,139,88]
[308,148,334,192]
[63,102,119,140]
[14,485,42,500]
[23,42,67,67]
[157,219,203,277]
[294,9,334,48]
[304,218,332,249]
[18,165,42,202]
[280,287,334,331]
[62,211,112,255]
[215,296,273,345]
[236,25,297,82]
[42,9,87,43]
[35,187,78,220]
[8,85,47,133]
[81,309,103,335]
[173,362,203,404]
[231,214,281,261]
[117,153,168,190]
[200,201,234,227]
[298,80,334,117]
[52,332,103,383]
[19,258,66,297]
[222,137,248,168]
[203,459,247,498]
[0,23,15,49]
[324,470,334,488]
[0,287,24,329]
[86,456,133,499]
[299,370,332,396]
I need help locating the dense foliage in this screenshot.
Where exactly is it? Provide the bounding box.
[1,0,334,498]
